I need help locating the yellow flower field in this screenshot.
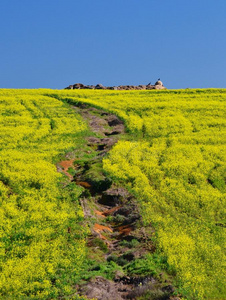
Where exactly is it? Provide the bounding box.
[0,90,88,299]
[0,88,225,299]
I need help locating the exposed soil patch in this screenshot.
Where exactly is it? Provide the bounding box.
[57,104,179,299]
[93,224,113,241]
[58,159,75,180]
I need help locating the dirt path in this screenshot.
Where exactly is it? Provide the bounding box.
[57,104,179,300]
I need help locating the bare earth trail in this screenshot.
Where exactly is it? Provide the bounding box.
[57,103,179,300]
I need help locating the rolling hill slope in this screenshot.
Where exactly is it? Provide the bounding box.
[0,88,225,299]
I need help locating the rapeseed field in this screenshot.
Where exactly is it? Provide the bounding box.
[0,90,89,299]
[0,88,225,299]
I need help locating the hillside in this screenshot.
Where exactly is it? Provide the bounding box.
[0,88,225,299]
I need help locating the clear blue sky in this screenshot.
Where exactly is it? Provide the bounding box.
[0,0,225,89]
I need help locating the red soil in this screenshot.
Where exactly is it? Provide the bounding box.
[102,206,122,216]
[95,210,105,217]
[59,159,75,180]
[93,223,113,241]
[95,207,121,218]
[117,224,133,236]
[76,181,92,189]
[94,223,113,233]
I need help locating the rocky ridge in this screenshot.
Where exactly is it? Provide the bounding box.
[65,80,166,90]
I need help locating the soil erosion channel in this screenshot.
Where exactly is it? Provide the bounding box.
[58,104,178,300]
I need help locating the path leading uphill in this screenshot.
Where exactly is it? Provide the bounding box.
[57,103,179,300]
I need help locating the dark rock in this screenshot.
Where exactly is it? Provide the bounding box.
[138,85,146,89]
[161,284,175,294]
[95,84,106,89]
[104,187,131,199]
[100,138,115,148]
[114,207,130,217]
[122,252,135,261]
[88,116,109,133]
[101,112,111,116]
[73,83,85,89]
[79,276,124,300]
[100,187,132,206]
[123,213,141,225]
[105,125,124,135]
[83,85,95,89]
[87,137,116,152]
[107,115,124,127]
[64,85,74,90]
[113,124,124,133]
[107,86,118,90]
[65,81,166,90]
[146,84,155,90]
[88,137,115,152]
[84,173,112,194]
[118,85,128,90]
[87,137,101,145]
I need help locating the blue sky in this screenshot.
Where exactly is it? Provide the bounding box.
[0,0,225,89]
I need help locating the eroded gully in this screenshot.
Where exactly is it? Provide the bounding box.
[57,103,179,300]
